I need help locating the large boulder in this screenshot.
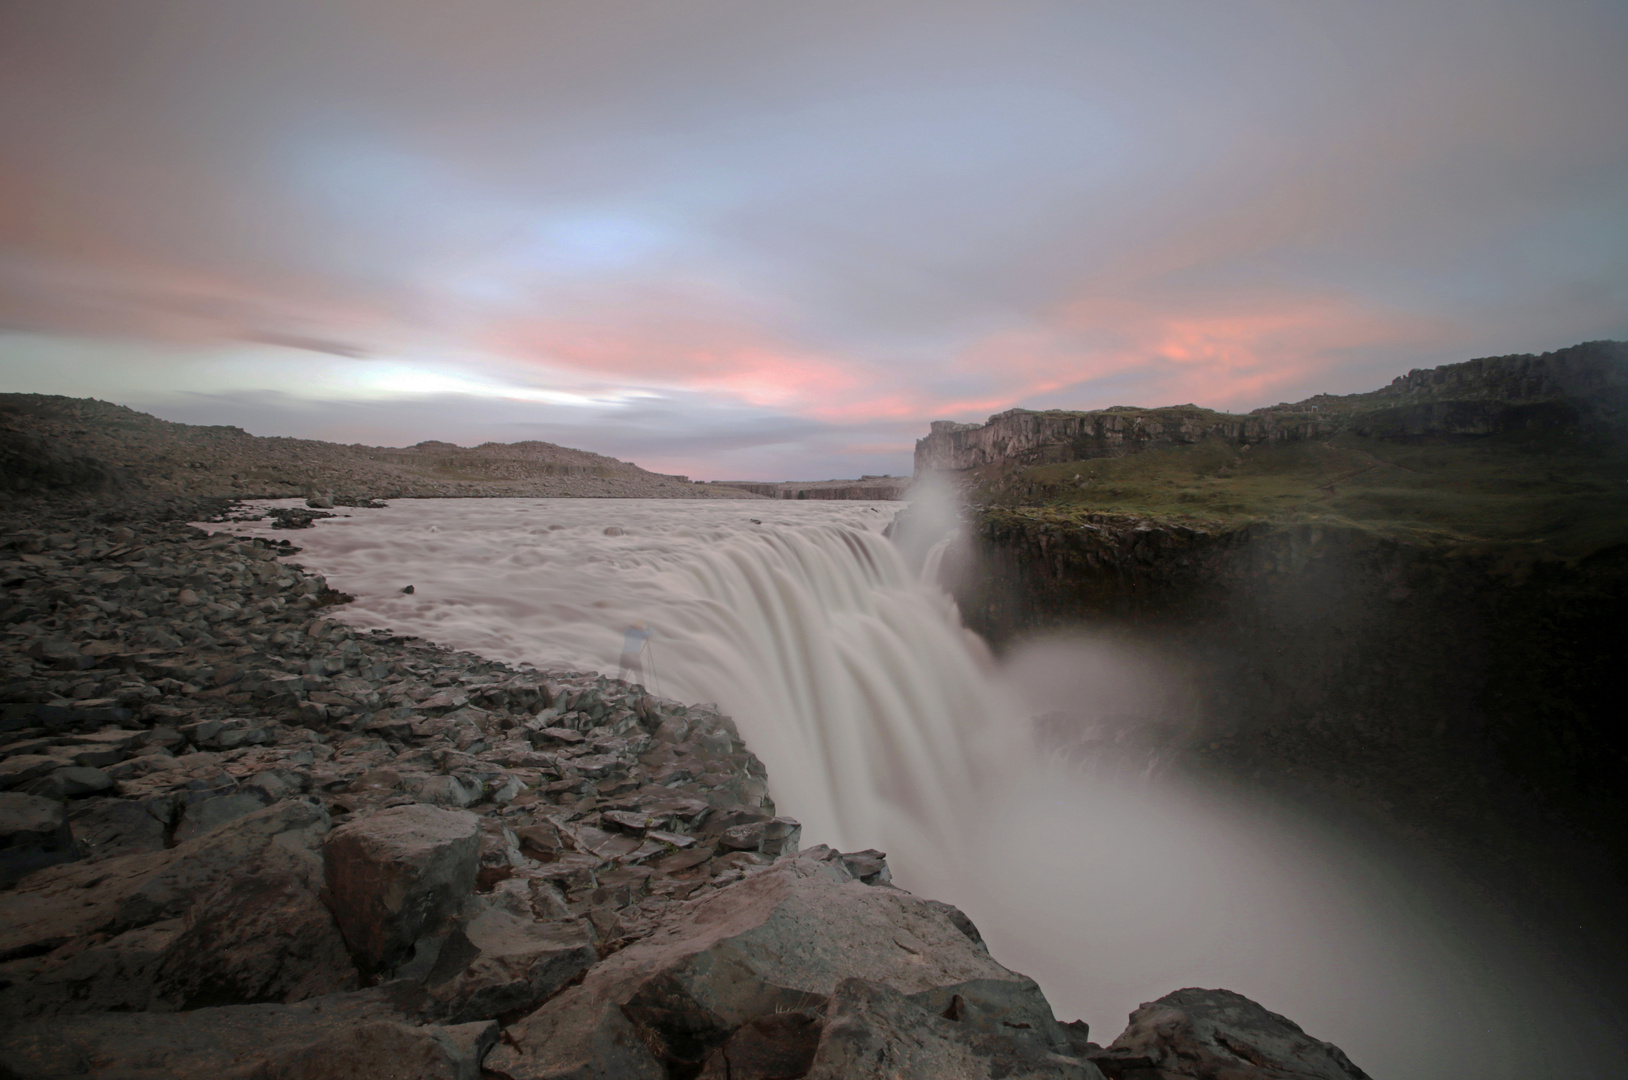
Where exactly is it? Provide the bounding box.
[147,869,359,1009]
[0,798,330,964]
[803,976,1099,1080]
[0,986,497,1080]
[419,902,598,1024]
[1089,988,1372,1080]
[322,804,481,973]
[486,846,1077,1079]
[68,796,171,861]
[0,792,78,887]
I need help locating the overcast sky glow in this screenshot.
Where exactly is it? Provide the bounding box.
[2,1,1625,478]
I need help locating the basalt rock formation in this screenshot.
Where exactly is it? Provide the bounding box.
[0,476,1369,1076]
[915,339,1627,475]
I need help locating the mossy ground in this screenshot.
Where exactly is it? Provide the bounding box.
[982,428,1628,557]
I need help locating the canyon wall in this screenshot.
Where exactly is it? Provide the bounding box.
[916,340,1628,475]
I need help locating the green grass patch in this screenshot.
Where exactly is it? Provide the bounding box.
[984,430,1628,556]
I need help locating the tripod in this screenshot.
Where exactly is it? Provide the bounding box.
[643,638,664,699]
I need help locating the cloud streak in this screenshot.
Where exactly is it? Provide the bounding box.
[1,0,1624,477]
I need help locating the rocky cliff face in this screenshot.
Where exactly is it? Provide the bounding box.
[916,340,1628,476]
[915,407,1326,474]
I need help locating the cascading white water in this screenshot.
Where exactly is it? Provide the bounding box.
[217,496,1622,1080]
[225,498,1006,851]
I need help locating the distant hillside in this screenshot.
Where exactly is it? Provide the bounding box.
[698,476,910,500]
[0,394,752,503]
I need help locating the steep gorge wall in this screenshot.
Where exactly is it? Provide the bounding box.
[948,511,1628,863]
[916,340,1628,475]
[916,407,1328,473]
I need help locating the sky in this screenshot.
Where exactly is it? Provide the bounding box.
[1,1,1625,480]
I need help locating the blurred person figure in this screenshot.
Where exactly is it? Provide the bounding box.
[618,620,654,681]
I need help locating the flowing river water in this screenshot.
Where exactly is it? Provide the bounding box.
[219,496,1622,1080]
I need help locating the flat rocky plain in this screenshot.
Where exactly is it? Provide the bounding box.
[0,411,1371,1078]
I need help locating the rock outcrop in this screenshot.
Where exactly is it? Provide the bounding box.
[1085,988,1371,1080]
[916,340,1628,476]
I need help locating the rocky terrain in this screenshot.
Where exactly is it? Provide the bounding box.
[0,474,1372,1077]
[916,339,1627,477]
[0,394,754,504]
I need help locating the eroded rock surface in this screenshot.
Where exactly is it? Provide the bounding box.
[1085,988,1372,1080]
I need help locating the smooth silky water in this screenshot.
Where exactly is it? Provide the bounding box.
[218,496,1622,1080]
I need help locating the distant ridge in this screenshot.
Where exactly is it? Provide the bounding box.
[0,394,751,502]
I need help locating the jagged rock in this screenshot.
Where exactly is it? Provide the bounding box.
[0,755,63,790]
[22,765,115,799]
[0,798,330,963]
[173,789,271,843]
[147,870,359,1009]
[697,1009,825,1079]
[486,846,1042,1079]
[322,804,481,973]
[0,986,496,1080]
[836,848,891,885]
[420,903,598,1023]
[923,899,988,952]
[0,918,183,1018]
[1090,988,1371,1080]
[0,792,78,886]
[805,977,1100,1080]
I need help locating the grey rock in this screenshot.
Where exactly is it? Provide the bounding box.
[322,804,481,973]
[760,816,802,858]
[719,821,766,851]
[697,1009,825,1080]
[148,870,359,1009]
[410,773,477,808]
[0,754,63,790]
[0,791,78,886]
[173,790,273,843]
[488,847,1032,1079]
[0,918,182,1019]
[805,977,1100,1080]
[0,987,494,1080]
[836,848,892,886]
[37,765,115,798]
[0,798,330,963]
[423,903,597,1023]
[923,899,987,952]
[1093,987,1372,1080]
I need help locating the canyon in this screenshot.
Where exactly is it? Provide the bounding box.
[3,339,1625,1078]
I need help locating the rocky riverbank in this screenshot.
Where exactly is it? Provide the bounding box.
[0,488,1373,1078]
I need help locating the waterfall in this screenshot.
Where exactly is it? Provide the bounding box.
[218,496,1617,1080]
